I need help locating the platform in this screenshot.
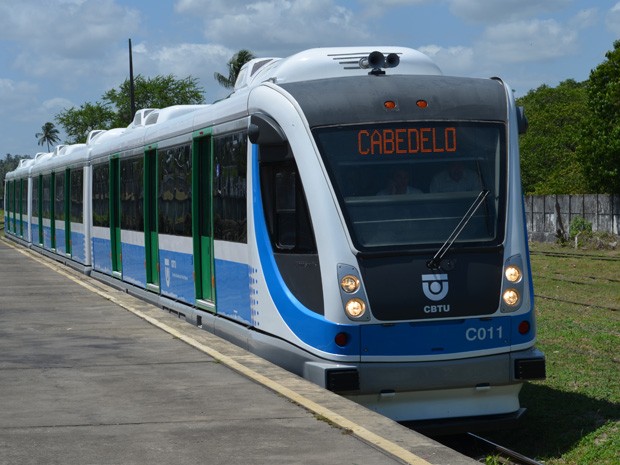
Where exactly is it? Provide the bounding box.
[0,238,476,465]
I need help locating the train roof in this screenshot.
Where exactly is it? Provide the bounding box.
[7,46,445,175]
[233,46,442,92]
[26,143,90,175]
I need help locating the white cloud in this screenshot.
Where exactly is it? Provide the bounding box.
[477,17,581,64]
[147,43,233,99]
[0,0,141,63]
[606,2,620,34]
[0,79,38,114]
[487,19,574,62]
[177,0,369,53]
[449,0,571,23]
[41,97,75,113]
[358,0,431,18]
[418,45,475,75]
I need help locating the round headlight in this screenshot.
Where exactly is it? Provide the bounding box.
[340,275,360,293]
[345,298,366,318]
[505,265,522,283]
[503,289,520,306]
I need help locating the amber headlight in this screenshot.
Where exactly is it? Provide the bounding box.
[503,289,520,306]
[505,265,522,283]
[345,298,366,318]
[340,275,360,293]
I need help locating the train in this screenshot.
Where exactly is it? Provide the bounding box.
[4,46,546,428]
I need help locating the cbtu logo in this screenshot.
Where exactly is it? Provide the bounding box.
[421,274,449,301]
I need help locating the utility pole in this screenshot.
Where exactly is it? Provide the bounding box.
[128,38,136,124]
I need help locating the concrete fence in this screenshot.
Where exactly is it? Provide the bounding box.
[525,194,620,242]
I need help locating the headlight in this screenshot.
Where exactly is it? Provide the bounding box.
[340,275,360,293]
[345,298,366,318]
[505,265,522,283]
[503,289,520,306]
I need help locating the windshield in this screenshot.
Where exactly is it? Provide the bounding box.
[313,122,506,251]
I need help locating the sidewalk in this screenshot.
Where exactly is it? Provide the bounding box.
[0,238,476,465]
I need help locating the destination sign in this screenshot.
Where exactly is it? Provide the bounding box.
[357,127,457,156]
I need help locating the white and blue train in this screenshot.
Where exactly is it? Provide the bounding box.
[4,47,545,427]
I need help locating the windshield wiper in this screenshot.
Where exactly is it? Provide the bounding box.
[426,189,490,270]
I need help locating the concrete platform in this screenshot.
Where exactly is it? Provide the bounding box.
[0,238,476,465]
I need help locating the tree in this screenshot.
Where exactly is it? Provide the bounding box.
[103,74,205,127]
[56,102,115,144]
[55,74,206,143]
[214,49,255,89]
[517,80,590,194]
[35,122,61,152]
[578,40,620,194]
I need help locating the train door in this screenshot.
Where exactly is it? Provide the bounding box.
[54,170,65,254]
[64,168,72,255]
[36,175,43,245]
[46,173,56,250]
[192,132,214,308]
[144,147,160,290]
[110,156,122,277]
[19,179,24,237]
[9,180,14,233]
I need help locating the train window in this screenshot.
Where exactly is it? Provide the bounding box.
[32,177,39,222]
[92,163,110,227]
[70,169,83,223]
[42,174,52,220]
[259,146,322,313]
[5,181,11,233]
[158,144,191,236]
[313,122,506,251]
[275,170,296,249]
[213,131,247,243]
[260,158,317,253]
[20,179,27,226]
[120,157,144,232]
[55,171,65,221]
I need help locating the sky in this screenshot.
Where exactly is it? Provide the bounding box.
[1,0,619,158]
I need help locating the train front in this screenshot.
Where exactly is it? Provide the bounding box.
[247,48,546,425]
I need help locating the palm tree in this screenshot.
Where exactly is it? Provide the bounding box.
[214,49,256,89]
[35,122,61,152]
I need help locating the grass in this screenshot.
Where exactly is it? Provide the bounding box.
[484,241,620,464]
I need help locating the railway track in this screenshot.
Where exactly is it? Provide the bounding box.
[530,249,620,262]
[466,433,544,465]
[535,293,619,311]
[438,433,544,465]
[535,271,620,285]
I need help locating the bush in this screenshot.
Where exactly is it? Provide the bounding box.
[569,216,593,239]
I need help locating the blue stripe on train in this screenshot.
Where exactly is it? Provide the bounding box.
[251,145,361,357]
[70,231,86,264]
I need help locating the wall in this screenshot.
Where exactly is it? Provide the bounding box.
[525,194,620,242]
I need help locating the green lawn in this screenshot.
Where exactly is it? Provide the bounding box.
[486,242,620,464]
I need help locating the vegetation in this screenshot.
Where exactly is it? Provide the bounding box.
[518,40,620,195]
[55,49,257,144]
[214,49,255,89]
[517,80,590,194]
[56,74,205,144]
[103,74,205,127]
[0,154,30,200]
[35,122,61,152]
[578,40,620,194]
[55,102,115,145]
[485,243,620,464]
